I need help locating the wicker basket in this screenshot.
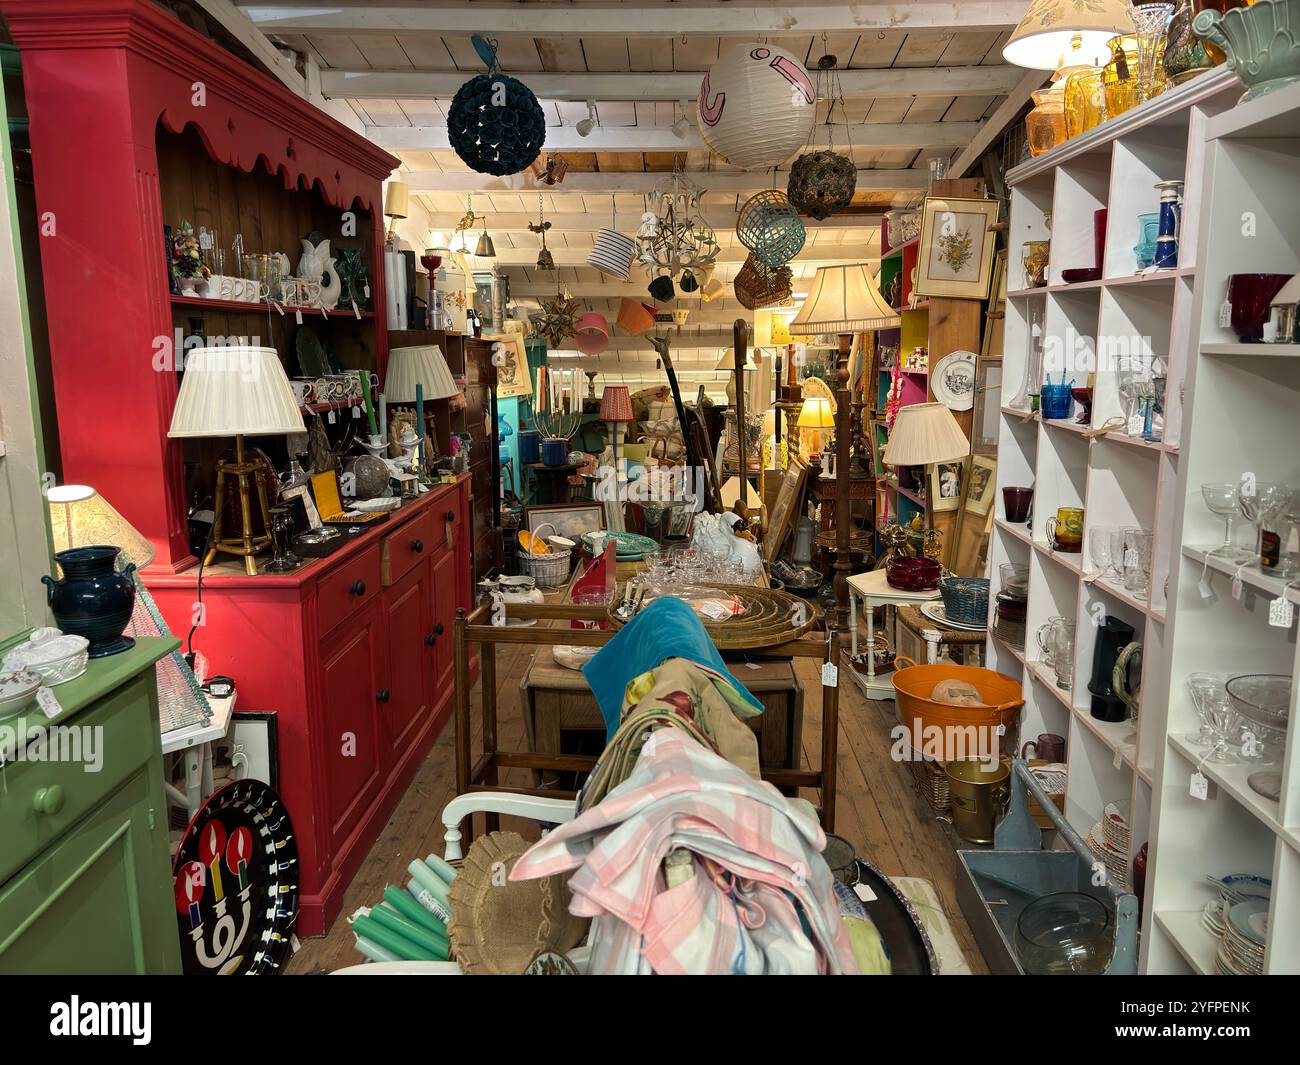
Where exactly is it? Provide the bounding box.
[939,576,990,627]
[518,522,571,588]
[733,254,793,310]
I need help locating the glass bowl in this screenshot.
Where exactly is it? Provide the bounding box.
[1015,891,1115,975]
[885,555,942,591]
[1225,674,1291,734]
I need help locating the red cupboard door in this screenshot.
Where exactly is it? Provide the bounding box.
[381,563,432,760]
[429,547,457,695]
[319,605,386,858]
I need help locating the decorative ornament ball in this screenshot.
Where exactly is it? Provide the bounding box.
[787,151,857,220]
[697,43,816,171]
[447,73,547,176]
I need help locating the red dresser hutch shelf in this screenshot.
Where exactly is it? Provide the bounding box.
[5,0,475,934]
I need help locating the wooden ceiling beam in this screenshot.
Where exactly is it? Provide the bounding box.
[321,67,1025,101]
[475,243,876,266]
[402,169,928,193]
[424,211,884,234]
[239,2,1027,37]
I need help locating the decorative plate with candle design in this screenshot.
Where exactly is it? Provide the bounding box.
[172,779,299,975]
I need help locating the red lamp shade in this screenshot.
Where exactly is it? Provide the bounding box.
[599,385,633,423]
[574,312,610,355]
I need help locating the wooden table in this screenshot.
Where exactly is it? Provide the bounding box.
[520,646,804,787]
[895,603,987,668]
[846,568,941,700]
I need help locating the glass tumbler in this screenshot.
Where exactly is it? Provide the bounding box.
[1121,528,1153,596]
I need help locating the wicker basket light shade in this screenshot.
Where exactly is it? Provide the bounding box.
[787,151,857,220]
[733,254,793,311]
[737,190,806,268]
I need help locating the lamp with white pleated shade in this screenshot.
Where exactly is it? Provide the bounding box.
[881,402,969,467]
[167,345,304,574]
[385,344,459,401]
[789,264,900,334]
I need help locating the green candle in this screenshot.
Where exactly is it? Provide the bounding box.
[358,369,378,436]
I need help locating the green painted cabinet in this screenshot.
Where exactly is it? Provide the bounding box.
[0,637,182,974]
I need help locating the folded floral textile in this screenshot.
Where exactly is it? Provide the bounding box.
[512,729,857,974]
[583,596,763,738]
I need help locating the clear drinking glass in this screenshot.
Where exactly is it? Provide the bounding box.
[1201,482,1248,561]
[1186,673,1225,747]
[1052,621,1076,690]
[1088,525,1117,578]
[1239,483,1293,572]
[1203,690,1240,765]
[1121,528,1153,596]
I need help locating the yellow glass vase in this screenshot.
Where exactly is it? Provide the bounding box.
[1064,68,1108,140]
[1025,87,1067,157]
[1103,35,1142,118]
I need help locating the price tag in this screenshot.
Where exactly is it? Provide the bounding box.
[352,405,361,419]
[364,284,371,299]
[853,883,878,903]
[1268,596,1294,628]
[1198,574,1214,599]
[352,300,361,320]
[295,309,303,325]
[1241,731,1259,759]
[1218,300,1232,328]
[327,410,337,424]
[821,661,839,687]
[1231,575,1243,600]
[745,662,762,671]
[1113,748,1124,770]
[35,687,63,720]
[1190,770,1209,801]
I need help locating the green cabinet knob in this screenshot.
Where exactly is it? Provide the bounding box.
[33,785,65,816]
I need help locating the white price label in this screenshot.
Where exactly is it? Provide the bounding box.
[327,409,337,424]
[995,724,1006,737]
[1198,575,1214,599]
[853,883,878,903]
[352,405,361,418]
[295,309,303,325]
[35,687,63,720]
[1190,770,1209,801]
[1218,300,1232,328]
[821,662,839,687]
[1268,596,1293,628]
[1231,575,1243,600]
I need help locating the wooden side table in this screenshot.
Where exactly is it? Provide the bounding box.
[520,649,804,786]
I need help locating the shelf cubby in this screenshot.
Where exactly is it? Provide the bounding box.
[1104,129,1189,280]
[1049,152,1113,284]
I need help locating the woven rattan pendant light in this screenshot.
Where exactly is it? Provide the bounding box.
[787,50,857,220]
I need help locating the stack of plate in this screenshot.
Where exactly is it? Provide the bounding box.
[1086,821,1130,890]
[1102,800,1131,854]
[1217,899,1268,975]
[581,530,658,562]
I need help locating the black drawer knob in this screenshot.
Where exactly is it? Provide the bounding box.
[444,510,456,522]
[434,623,445,636]
[376,688,390,704]
[411,538,424,553]
[424,631,437,647]
[350,579,366,596]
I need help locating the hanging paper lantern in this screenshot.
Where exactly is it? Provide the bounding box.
[574,312,610,355]
[787,151,857,220]
[447,73,547,176]
[587,228,637,280]
[737,190,806,267]
[697,43,816,171]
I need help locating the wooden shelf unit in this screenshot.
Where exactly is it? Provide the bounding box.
[987,68,1258,972]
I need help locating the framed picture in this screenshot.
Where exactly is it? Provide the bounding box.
[524,501,604,540]
[965,454,998,517]
[867,417,888,478]
[972,357,1002,456]
[763,454,809,564]
[928,458,967,513]
[280,484,322,531]
[488,333,532,398]
[225,711,280,792]
[913,196,999,301]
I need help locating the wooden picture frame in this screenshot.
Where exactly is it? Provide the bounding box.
[913,196,999,301]
[965,453,998,517]
[488,333,531,398]
[763,454,808,564]
[928,457,967,513]
[524,501,605,540]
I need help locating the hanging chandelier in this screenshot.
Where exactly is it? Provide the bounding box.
[635,167,720,281]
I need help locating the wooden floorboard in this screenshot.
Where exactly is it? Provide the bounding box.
[286,644,988,974]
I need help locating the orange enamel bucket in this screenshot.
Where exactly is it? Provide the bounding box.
[891,657,1024,744]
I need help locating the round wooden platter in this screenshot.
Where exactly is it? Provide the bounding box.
[609,582,822,649]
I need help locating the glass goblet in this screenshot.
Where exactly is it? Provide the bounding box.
[1186,672,1223,747]
[1239,482,1293,572]
[1201,482,1247,561]
[1203,691,1240,765]
[1088,525,1115,578]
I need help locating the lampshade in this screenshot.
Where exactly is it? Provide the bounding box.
[46,484,155,570]
[697,43,815,171]
[715,349,755,371]
[796,396,835,430]
[384,180,410,219]
[1002,0,1134,70]
[882,402,970,467]
[789,264,900,334]
[167,345,305,438]
[385,344,459,402]
[574,312,610,355]
[599,385,633,422]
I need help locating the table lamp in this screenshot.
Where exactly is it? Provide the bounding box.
[1002,0,1134,69]
[796,396,835,462]
[386,343,460,481]
[46,484,156,570]
[384,180,409,240]
[789,264,900,627]
[599,385,633,532]
[167,345,306,575]
[883,401,971,534]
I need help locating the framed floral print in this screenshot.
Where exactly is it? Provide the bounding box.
[914,196,999,301]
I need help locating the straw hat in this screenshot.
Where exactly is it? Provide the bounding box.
[447,831,588,974]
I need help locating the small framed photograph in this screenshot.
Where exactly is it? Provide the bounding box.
[281,484,322,530]
[524,501,605,540]
[965,454,998,517]
[914,196,999,301]
[928,458,967,513]
[488,333,532,399]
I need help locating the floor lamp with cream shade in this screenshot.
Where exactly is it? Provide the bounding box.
[789,264,900,629]
[167,345,306,575]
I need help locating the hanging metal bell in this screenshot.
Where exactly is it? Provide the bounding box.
[536,247,555,271]
[475,231,496,257]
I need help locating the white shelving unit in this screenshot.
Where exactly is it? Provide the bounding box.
[987,68,1247,967]
[1143,77,1300,977]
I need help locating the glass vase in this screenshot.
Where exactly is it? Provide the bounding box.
[1026,87,1067,157]
[1103,35,1142,117]
[1064,68,1108,140]
[1164,0,1219,81]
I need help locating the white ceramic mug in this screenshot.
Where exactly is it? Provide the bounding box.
[289,379,315,404]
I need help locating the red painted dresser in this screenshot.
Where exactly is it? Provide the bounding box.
[5,0,474,934]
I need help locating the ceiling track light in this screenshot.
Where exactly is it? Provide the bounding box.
[671,99,690,140]
[575,99,598,138]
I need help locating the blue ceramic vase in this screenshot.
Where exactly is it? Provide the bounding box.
[42,546,137,658]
